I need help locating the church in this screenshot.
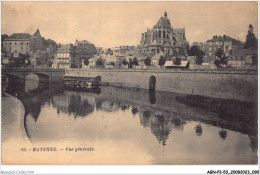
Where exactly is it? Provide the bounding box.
[138,11,189,57]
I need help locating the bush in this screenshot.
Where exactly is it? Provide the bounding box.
[133,57,139,66]
[144,57,151,66]
[158,56,166,66]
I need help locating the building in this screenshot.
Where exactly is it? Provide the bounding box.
[82,54,100,69]
[29,29,45,54]
[54,44,73,69]
[205,35,243,57]
[96,47,104,54]
[151,53,162,67]
[3,33,31,57]
[3,28,56,60]
[139,11,189,56]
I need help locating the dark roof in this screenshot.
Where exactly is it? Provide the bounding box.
[207,35,243,46]
[33,29,42,37]
[5,33,31,40]
[155,17,171,28]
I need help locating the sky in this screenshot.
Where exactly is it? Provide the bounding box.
[1,1,258,48]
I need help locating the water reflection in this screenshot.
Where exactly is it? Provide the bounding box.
[68,96,94,118]
[5,81,258,164]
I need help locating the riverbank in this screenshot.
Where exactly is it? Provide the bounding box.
[65,69,257,102]
[1,93,31,164]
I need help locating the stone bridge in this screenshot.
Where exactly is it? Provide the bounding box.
[2,68,65,82]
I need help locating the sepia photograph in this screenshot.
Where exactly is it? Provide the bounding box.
[0,0,258,170]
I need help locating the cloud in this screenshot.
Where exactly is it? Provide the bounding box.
[187,30,204,37]
[186,30,205,43]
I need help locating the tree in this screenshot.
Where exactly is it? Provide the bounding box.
[122,59,128,66]
[47,60,52,68]
[244,24,257,49]
[188,45,205,65]
[96,58,104,68]
[252,52,258,66]
[158,56,166,66]
[214,48,228,68]
[173,57,181,67]
[84,58,89,66]
[13,53,29,68]
[110,61,115,67]
[1,34,8,54]
[133,57,139,67]
[144,57,151,66]
[219,128,228,140]
[25,59,31,68]
[128,58,133,68]
[132,107,138,115]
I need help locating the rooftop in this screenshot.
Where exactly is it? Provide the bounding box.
[207,35,243,46]
[32,29,42,37]
[5,33,31,40]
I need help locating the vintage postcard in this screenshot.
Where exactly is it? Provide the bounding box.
[1,1,258,167]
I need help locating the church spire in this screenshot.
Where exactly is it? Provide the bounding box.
[33,28,41,37]
[164,10,167,18]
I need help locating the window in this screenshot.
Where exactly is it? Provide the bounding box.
[9,43,11,45]
[15,43,17,45]
[27,43,29,45]
[21,47,23,49]
[21,43,23,45]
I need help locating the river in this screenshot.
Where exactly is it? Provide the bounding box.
[2,78,258,165]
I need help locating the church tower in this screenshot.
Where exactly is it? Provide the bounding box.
[29,28,45,54]
[164,11,167,18]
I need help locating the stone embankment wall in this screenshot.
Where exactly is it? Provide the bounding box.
[65,69,257,102]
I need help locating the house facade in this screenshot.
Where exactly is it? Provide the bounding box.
[3,33,31,57]
[54,44,73,69]
[205,35,243,57]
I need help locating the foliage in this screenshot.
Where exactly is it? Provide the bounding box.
[252,52,258,66]
[43,38,58,48]
[188,45,205,65]
[132,107,138,115]
[244,24,257,49]
[1,34,8,54]
[132,57,139,66]
[106,48,113,55]
[1,34,8,43]
[128,58,133,68]
[173,57,182,66]
[158,56,166,66]
[214,48,228,68]
[95,58,104,68]
[47,60,53,68]
[25,59,31,67]
[12,53,30,68]
[84,58,89,66]
[219,129,228,140]
[144,57,151,66]
[122,59,128,66]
